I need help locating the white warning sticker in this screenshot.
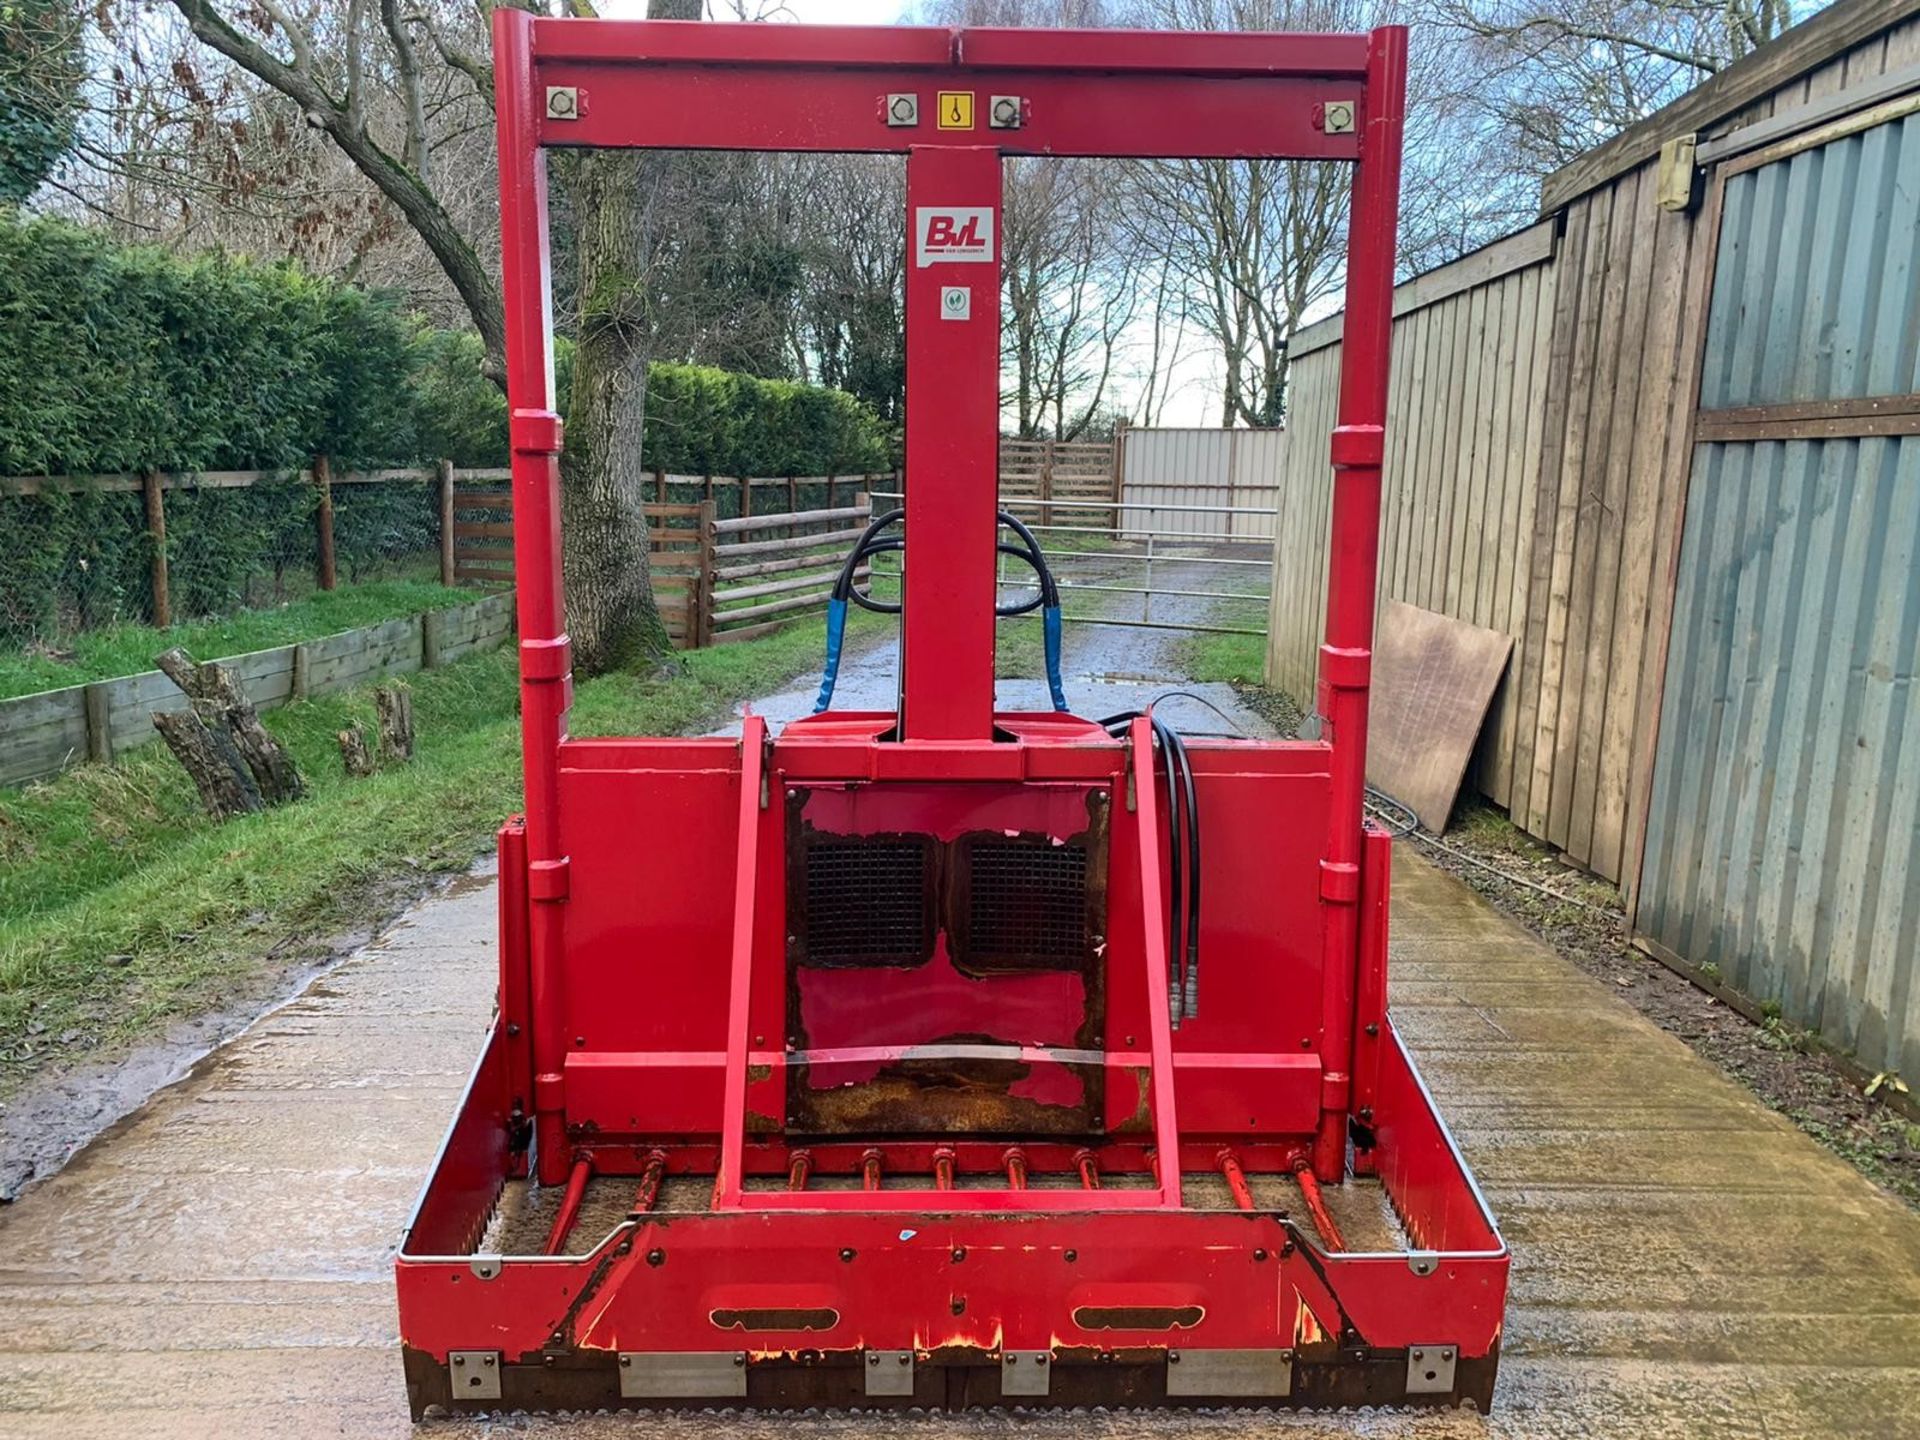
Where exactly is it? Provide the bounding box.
[914,206,995,267]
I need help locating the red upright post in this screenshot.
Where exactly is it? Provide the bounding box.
[1311,25,1407,1183]
[493,4,574,1185]
[902,145,1001,741]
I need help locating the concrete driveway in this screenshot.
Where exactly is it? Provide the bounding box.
[4,634,1919,1438]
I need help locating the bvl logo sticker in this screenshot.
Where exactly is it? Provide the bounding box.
[915,207,994,267]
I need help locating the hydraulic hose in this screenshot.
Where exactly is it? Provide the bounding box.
[1100,707,1200,1023]
[814,509,903,712]
[812,507,1069,713]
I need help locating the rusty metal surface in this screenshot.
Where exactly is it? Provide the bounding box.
[402,1342,1499,1416]
[4,845,1920,1435]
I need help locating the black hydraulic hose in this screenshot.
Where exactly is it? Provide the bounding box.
[817,505,1069,711]
[1100,709,1196,1023]
[837,509,905,614]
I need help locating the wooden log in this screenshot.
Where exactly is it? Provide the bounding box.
[153,706,265,819]
[313,454,337,591]
[712,525,868,559]
[422,610,445,669]
[155,647,304,804]
[712,504,872,536]
[142,469,171,627]
[712,586,835,627]
[338,723,376,777]
[720,566,865,606]
[714,549,868,583]
[376,684,414,763]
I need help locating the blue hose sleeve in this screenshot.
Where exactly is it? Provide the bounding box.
[1043,603,1068,711]
[813,597,848,713]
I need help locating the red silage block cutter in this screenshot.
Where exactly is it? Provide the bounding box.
[396,12,1508,1417]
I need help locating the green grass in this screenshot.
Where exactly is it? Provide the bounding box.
[0,575,478,700]
[0,611,860,1095]
[1179,628,1267,685]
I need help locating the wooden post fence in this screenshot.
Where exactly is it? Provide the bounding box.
[142,468,171,627]
[438,458,457,585]
[312,453,337,591]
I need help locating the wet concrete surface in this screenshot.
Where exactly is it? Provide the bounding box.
[4,621,1920,1437]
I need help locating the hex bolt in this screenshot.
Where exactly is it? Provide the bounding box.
[840,1247,856,1262]
[869,1354,880,1366]
[951,1246,967,1263]
[1168,1351,1181,1364]
[1364,1022,1380,1036]
[1063,1249,1077,1263]
[1035,1355,1048,1366]
[1253,1248,1269,1262]
[1006,1354,1018,1364]
[646,1248,665,1266]
[453,1356,466,1367]
[735,1353,747,1366]
[898,1354,910,1366]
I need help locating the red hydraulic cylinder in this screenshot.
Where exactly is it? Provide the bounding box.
[1311,25,1407,1183]
[901,145,1001,742]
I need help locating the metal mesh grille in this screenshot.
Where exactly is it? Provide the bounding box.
[803,838,930,966]
[965,840,1088,967]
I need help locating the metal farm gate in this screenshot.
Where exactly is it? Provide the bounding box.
[1634,93,1920,1082]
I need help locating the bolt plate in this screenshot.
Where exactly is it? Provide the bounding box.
[864,1349,915,1397]
[1405,1344,1457,1395]
[448,1350,501,1401]
[618,1352,748,1399]
[545,87,580,122]
[1322,98,1356,133]
[1000,1350,1051,1397]
[1165,1349,1292,1398]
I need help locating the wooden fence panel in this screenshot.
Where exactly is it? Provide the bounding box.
[1267,222,1560,822]
[708,499,872,645]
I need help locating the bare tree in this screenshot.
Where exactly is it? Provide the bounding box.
[1428,0,1803,181]
[136,0,679,671]
[795,154,907,422]
[1002,157,1139,439]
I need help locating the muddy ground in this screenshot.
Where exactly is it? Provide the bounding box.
[1230,680,1920,1212]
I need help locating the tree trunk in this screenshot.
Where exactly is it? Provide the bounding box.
[155,648,304,804]
[154,706,265,819]
[560,145,670,674]
[556,0,697,675]
[375,684,414,762]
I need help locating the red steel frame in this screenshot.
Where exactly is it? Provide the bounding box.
[395,12,1507,1419]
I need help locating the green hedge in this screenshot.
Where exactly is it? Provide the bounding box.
[0,217,894,643]
[0,218,418,475]
[409,340,892,478]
